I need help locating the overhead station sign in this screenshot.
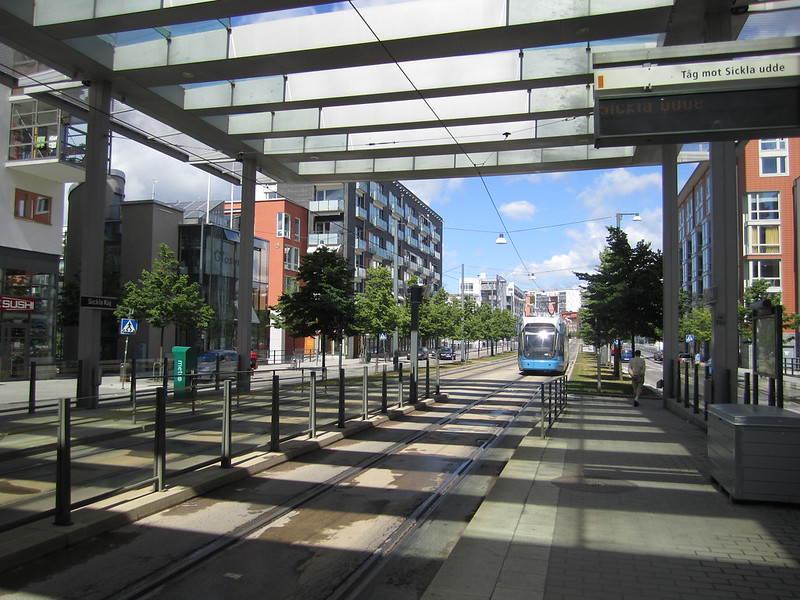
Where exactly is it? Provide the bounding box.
[594,52,800,146]
[596,53,800,92]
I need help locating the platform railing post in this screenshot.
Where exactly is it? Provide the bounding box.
[54,397,72,526]
[362,366,369,419]
[271,373,280,451]
[381,367,388,413]
[338,368,346,428]
[153,387,167,492]
[221,379,232,468]
[397,364,404,408]
[28,361,36,414]
[309,372,317,438]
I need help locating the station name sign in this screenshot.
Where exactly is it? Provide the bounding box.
[594,51,800,146]
[81,295,118,310]
[0,295,35,311]
[595,85,800,146]
[595,53,800,92]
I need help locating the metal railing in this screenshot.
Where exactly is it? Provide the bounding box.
[540,375,568,439]
[0,360,445,533]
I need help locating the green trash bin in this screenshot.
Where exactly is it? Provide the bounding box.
[172,346,197,400]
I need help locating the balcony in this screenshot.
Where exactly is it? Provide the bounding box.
[354,238,367,252]
[355,267,367,279]
[369,214,389,231]
[8,100,87,184]
[355,206,368,220]
[309,199,344,213]
[308,232,343,246]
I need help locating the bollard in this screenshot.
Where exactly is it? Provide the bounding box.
[28,361,36,414]
[683,361,690,408]
[338,368,346,428]
[153,387,167,492]
[743,371,751,404]
[131,358,138,424]
[54,397,72,526]
[309,372,317,438]
[753,372,759,405]
[271,373,280,451]
[381,367,388,413]
[676,359,681,405]
[221,379,232,468]
[425,358,430,398]
[397,364,404,408]
[693,362,700,414]
[435,357,440,396]
[362,366,369,419]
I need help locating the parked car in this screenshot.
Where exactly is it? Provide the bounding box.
[417,346,430,360]
[678,353,693,363]
[437,346,455,360]
[197,349,238,380]
[620,347,633,362]
[653,349,664,362]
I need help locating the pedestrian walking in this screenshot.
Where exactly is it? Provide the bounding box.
[627,349,646,407]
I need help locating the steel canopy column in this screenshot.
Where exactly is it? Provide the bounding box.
[710,141,739,404]
[77,80,112,407]
[706,8,739,405]
[236,155,256,387]
[661,144,679,399]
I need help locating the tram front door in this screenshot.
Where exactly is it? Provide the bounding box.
[1,321,30,380]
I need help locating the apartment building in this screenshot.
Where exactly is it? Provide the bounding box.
[1,71,85,380]
[277,181,443,296]
[677,137,798,348]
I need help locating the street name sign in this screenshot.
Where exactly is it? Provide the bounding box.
[81,296,117,310]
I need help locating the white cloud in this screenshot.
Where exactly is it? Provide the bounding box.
[110,137,236,204]
[577,168,661,217]
[401,178,465,205]
[499,200,537,221]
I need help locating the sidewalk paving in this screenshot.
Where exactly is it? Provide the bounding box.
[422,393,800,600]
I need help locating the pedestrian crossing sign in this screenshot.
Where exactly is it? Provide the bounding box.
[120,318,138,335]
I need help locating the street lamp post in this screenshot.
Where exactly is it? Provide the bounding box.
[615,212,642,229]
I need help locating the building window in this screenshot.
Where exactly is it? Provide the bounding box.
[747,191,779,220]
[294,217,301,242]
[748,259,781,289]
[746,225,781,254]
[759,139,788,176]
[14,189,52,224]
[284,246,300,271]
[277,212,290,238]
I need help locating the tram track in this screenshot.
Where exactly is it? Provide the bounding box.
[0,363,556,600]
[105,370,540,600]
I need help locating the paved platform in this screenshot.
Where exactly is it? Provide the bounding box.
[422,393,800,600]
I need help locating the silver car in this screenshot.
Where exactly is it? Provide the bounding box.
[196,349,238,380]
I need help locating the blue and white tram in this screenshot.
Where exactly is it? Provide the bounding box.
[518,315,568,374]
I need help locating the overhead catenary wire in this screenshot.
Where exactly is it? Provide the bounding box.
[346,0,541,290]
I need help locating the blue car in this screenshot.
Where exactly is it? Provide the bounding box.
[620,347,633,362]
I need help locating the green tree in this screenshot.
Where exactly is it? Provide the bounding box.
[354,266,400,355]
[419,287,459,344]
[115,244,214,360]
[273,247,356,369]
[576,227,663,374]
[738,279,800,341]
[679,306,712,345]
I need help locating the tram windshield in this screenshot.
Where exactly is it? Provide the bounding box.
[521,324,557,359]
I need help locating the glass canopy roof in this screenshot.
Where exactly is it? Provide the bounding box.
[0,0,796,184]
